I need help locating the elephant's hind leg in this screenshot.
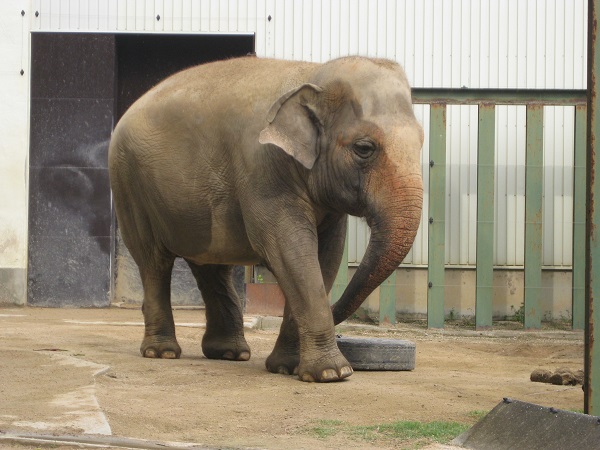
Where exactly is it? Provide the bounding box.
[138,254,181,359]
[187,263,250,361]
[111,145,181,359]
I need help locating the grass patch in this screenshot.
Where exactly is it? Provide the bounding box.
[307,419,468,448]
[352,421,468,446]
[309,419,344,438]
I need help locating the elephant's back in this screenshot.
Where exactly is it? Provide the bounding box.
[111,57,320,186]
[113,57,320,164]
[128,57,319,118]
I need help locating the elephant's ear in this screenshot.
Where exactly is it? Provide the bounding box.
[259,83,323,170]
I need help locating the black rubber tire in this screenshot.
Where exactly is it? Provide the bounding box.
[336,336,416,371]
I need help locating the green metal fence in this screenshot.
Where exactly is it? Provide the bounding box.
[332,88,588,331]
[415,89,588,331]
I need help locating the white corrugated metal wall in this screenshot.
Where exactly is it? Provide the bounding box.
[29,0,587,268]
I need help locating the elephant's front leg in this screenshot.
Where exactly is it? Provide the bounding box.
[266,214,348,378]
[266,224,353,382]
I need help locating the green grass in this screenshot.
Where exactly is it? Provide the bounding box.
[309,419,344,438]
[352,421,468,444]
[307,419,469,448]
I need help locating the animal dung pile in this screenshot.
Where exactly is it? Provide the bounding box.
[530,367,584,386]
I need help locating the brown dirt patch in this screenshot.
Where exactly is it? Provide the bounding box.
[0,307,584,449]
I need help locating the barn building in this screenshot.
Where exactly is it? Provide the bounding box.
[0,1,587,322]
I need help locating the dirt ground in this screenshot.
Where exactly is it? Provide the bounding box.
[0,306,584,449]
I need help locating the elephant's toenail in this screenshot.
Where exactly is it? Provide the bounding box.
[340,366,353,378]
[145,349,157,358]
[293,367,299,375]
[278,366,290,375]
[222,351,235,360]
[302,373,315,382]
[162,351,177,359]
[238,351,251,361]
[322,369,338,380]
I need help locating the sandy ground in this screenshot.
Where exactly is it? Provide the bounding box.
[0,307,584,449]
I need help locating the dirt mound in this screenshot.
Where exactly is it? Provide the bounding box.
[531,367,584,386]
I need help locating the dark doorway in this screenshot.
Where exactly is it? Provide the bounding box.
[116,34,254,119]
[28,33,116,307]
[28,32,254,307]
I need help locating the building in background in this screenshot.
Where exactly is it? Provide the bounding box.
[0,1,587,320]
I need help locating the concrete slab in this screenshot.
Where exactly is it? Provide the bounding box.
[454,398,600,449]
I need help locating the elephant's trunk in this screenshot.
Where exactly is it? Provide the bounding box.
[331,169,422,325]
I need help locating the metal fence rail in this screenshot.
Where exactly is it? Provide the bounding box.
[332,88,588,331]
[412,88,588,331]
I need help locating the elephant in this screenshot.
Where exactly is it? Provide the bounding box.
[108,56,423,382]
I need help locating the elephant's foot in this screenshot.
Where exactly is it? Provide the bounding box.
[298,348,353,382]
[267,343,353,381]
[202,333,251,361]
[140,335,182,359]
[266,347,300,375]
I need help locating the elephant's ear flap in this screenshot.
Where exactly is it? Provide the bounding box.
[259,83,323,170]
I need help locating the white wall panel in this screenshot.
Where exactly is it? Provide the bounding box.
[26,0,587,268]
[29,1,587,88]
[446,105,479,266]
[544,106,576,267]
[495,106,527,267]
[0,1,30,269]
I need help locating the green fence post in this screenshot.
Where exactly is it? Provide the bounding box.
[331,233,349,305]
[586,0,600,415]
[573,105,587,330]
[379,271,397,325]
[427,104,447,328]
[476,104,496,330]
[524,105,544,330]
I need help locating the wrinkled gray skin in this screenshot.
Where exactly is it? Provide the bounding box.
[108,56,423,382]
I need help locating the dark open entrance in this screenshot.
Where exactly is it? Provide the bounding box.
[28,32,254,307]
[116,34,255,119]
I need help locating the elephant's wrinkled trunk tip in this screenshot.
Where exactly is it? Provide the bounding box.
[331,196,422,325]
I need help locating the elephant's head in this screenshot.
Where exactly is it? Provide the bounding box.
[259,57,423,324]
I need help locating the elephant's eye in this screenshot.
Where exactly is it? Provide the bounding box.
[352,140,376,159]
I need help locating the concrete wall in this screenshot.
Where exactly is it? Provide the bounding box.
[0,2,30,305]
[359,268,573,321]
[254,266,573,321]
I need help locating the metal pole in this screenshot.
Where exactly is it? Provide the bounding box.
[585,0,600,415]
[573,106,587,331]
[427,104,447,328]
[524,105,544,330]
[475,104,496,330]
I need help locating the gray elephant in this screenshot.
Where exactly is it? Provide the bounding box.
[108,56,423,382]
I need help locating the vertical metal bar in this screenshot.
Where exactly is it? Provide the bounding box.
[573,105,587,330]
[331,233,349,305]
[586,0,600,415]
[524,105,544,330]
[427,104,447,328]
[476,104,496,330]
[379,272,397,325]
